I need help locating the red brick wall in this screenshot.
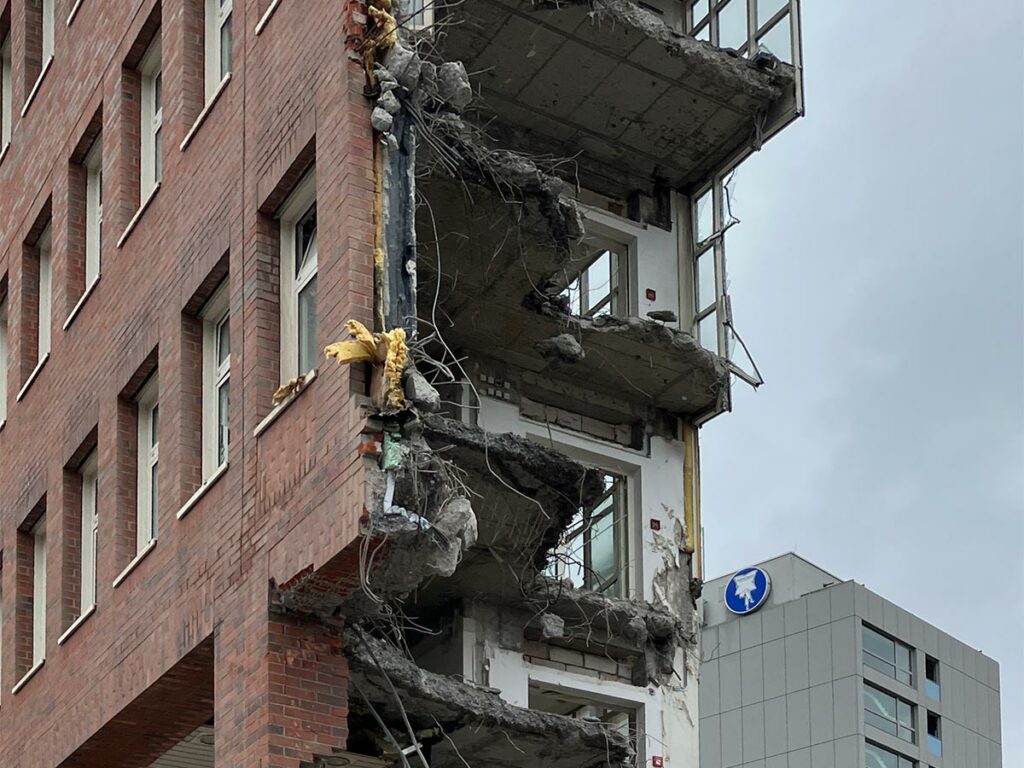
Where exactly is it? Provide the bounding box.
[0,0,375,765]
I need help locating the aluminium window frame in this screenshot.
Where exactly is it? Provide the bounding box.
[135,374,159,551]
[32,516,47,665]
[566,236,630,318]
[79,450,99,612]
[204,0,232,100]
[277,169,318,383]
[139,39,163,198]
[37,224,53,362]
[201,283,230,477]
[863,681,916,744]
[862,623,915,687]
[84,136,103,286]
[557,470,630,597]
[865,741,917,768]
[41,0,55,63]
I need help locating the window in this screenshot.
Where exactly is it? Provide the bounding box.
[139,39,162,196]
[926,712,941,756]
[36,224,52,362]
[84,136,103,285]
[864,683,915,743]
[204,0,232,97]
[41,0,54,62]
[0,293,7,423]
[862,624,914,686]
[692,186,720,354]
[78,451,99,612]
[278,170,318,380]
[564,237,628,317]
[31,516,46,665]
[865,742,916,768]
[924,656,940,700]
[201,284,229,475]
[1,35,11,148]
[136,375,159,549]
[529,683,639,756]
[550,471,628,597]
[405,0,434,30]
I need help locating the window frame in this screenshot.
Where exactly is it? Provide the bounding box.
[79,450,98,612]
[201,283,230,477]
[404,0,434,30]
[37,224,52,362]
[135,375,159,550]
[41,0,55,63]
[862,623,914,686]
[32,516,47,665]
[277,169,318,383]
[1,35,12,149]
[865,741,916,768]
[84,136,103,286]
[204,0,232,99]
[139,39,163,197]
[863,681,916,744]
[565,236,630,318]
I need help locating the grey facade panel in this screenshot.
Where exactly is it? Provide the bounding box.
[788,746,811,768]
[830,617,857,679]
[703,626,719,661]
[785,633,810,693]
[701,713,723,768]
[742,703,766,762]
[807,625,832,687]
[703,657,721,716]
[763,638,787,700]
[765,755,787,768]
[809,683,835,745]
[833,735,859,768]
[786,690,811,751]
[742,647,765,706]
[762,606,785,642]
[784,600,808,637]
[721,653,743,713]
[832,675,859,739]
[764,695,788,757]
[741,614,764,650]
[810,742,835,768]
[721,620,741,656]
[828,582,855,620]
[806,590,831,629]
[722,707,744,768]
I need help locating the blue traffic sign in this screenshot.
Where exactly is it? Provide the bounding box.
[724,567,772,615]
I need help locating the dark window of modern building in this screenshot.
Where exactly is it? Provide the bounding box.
[863,623,913,686]
[865,741,916,768]
[926,711,942,756]
[924,655,940,700]
[864,682,915,743]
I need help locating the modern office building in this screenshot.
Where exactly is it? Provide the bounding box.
[699,554,1003,768]
[0,0,806,766]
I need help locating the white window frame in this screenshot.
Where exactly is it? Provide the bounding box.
[0,295,7,423]
[278,169,318,382]
[564,236,630,318]
[135,375,159,550]
[139,39,162,198]
[405,0,434,31]
[84,137,103,285]
[37,225,52,361]
[1,35,12,149]
[32,517,47,665]
[204,0,232,100]
[201,284,230,478]
[42,0,55,63]
[79,451,98,612]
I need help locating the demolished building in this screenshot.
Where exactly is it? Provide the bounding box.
[0,1,803,766]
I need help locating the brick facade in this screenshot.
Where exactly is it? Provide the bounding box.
[0,1,374,765]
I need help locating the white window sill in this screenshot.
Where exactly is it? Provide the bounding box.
[21,56,54,117]
[63,276,101,331]
[67,0,85,25]
[253,369,317,438]
[177,462,228,520]
[112,538,157,588]
[57,604,96,645]
[11,659,45,695]
[0,142,9,167]
[16,353,50,402]
[0,419,5,432]
[255,0,282,35]
[181,74,231,152]
[116,183,161,248]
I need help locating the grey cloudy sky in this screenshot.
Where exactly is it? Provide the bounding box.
[700,0,1024,763]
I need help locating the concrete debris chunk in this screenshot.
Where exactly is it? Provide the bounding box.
[433,497,478,551]
[382,42,422,91]
[404,367,441,411]
[437,61,473,112]
[538,613,565,640]
[377,89,401,115]
[647,309,678,323]
[371,106,394,133]
[535,333,585,363]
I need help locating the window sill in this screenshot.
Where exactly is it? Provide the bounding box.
[181,74,232,152]
[11,660,45,695]
[21,56,54,117]
[16,353,50,402]
[117,183,161,249]
[0,142,9,167]
[67,0,85,25]
[255,0,282,35]
[57,604,96,645]
[253,369,317,438]
[177,462,228,520]
[112,538,157,588]
[63,276,101,331]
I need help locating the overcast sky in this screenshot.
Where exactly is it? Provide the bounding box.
[699,0,1024,764]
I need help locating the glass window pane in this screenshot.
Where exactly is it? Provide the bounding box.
[695,22,711,42]
[150,463,159,536]
[865,710,896,737]
[154,126,163,183]
[154,72,162,111]
[695,189,713,242]
[587,251,611,311]
[756,14,792,63]
[220,14,232,79]
[217,315,230,364]
[589,509,618,589]
[699,311,718,353]
[690,0,709,26]
[150,405,159,447]
[697,249,716,310]
[717,0,747,49]
[864,655,896,679]
[757,0,786,28]
[296,205,318,276]
[565,531,584,588]
[865,743,898,768]
[863,627,895,663]
[298,277,318,373]
[218,380,229,465]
